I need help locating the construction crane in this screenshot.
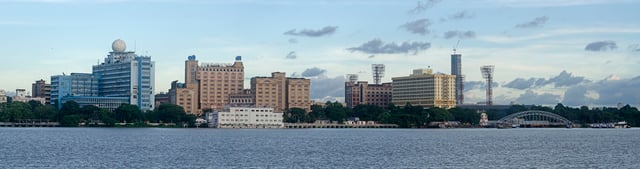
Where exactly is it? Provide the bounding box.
[453,39,461,54]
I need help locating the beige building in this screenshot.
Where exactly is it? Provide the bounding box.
[391,68,456,109]
[32,79,51,104]
[169,81,198,115]
[194,56,244,112]
[345,81,392,108]
[251,72,310,112]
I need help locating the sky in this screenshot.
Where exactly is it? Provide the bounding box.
[0,0,639,107]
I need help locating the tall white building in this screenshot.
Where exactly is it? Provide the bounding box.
[207,107,284,128]
[92,39,156,111]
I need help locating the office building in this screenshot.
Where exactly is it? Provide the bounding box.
[207,107,284,128]
[154,92,170,106]
[186,55,244,112]
[451,53,464,105]
[32,79,51,104]
[50,73,127,110]
[92,39,155,111]
[169,80,198,115]
[251,72,310,112]
[391,68,456,109]
[345,81,392,108]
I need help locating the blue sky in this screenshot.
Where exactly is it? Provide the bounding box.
[1,0,639,107]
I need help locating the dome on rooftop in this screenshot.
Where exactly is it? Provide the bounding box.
[112,39,126,52]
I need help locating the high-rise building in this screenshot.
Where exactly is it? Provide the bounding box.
[184,55,244,112]
[32,79,51,104]
[391,68,456,109]
[451,53,464,105]
[169,80,198,115]
[50,40,154,111]
[251,72,310,112]
[345,81,392,109]
[92,39,155,111]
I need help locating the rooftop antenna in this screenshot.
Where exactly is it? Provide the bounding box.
[134,40,137,52]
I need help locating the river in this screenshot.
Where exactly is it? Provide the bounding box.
[0,128,638,168]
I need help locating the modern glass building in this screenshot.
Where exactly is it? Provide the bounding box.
[50,73,99,108]
[50,39,155,111]
[451,53,464,105]
[92,39,155,111]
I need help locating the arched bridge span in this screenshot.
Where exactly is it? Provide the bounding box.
[497,110,572,128]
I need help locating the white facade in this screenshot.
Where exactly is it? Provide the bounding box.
[208,107,284,128]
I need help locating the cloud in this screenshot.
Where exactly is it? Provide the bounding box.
[301,67,326,77]
[401,18,432,35]
[545,70,590,87]
[627,44,640,52]
[368,55,375,59]
[562,76,640,106]
[283,26,337,37]
[408,0,442,14]
[346,39,431,55]
[443,30,476,39]
[285,51,297,59]
[503,78,544,89]
[515,16,549,28]
[515,90,561,105]
[464,81,500,92]
[311,75,346,100]
[441,11,475,22]
[584,40,617,52]
[288,38,298,44]
[504,70,588,89]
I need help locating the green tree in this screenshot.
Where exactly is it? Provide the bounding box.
[59,101,80,120]
[285,108,307,123]
[155,104,186,123]
[60,115,82,127]
[115,104,142,123]
[4,102,34,122]
[33,105,58,121]
[325,102,347,122]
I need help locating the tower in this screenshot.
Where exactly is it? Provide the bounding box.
[480,65,495,106]
[371,64,385,85]
[451,52,464,105]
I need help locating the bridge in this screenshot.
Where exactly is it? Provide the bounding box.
[497,110,572,128]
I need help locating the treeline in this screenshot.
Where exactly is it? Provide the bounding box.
[0,101,197,127]
[285,102,640,128]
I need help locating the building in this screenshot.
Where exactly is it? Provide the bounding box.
[0,90,6,104]
[169,80,198,115]
[251,72,310,112]
[32,79,51,104]
[228,89,254,107]
[50,73,128,110]
[186,55,244,112]
[345,81,392,108]
[50,73,99,108]
[12,89,46,105]
[207,107,284,128]
[391,68,456,109]
[154,92,170,106]
[92,39,155,111]
[451,53,464,105]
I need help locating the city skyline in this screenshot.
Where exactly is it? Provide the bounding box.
[1,0,638,107]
